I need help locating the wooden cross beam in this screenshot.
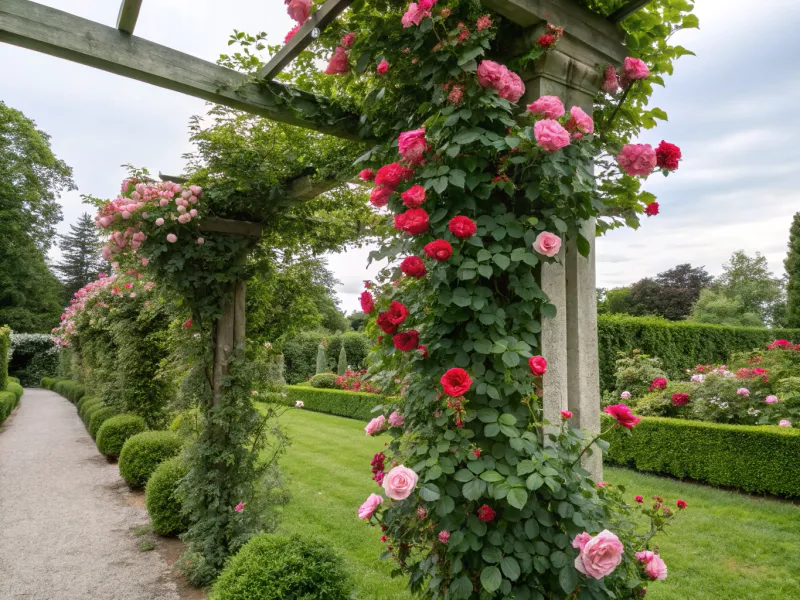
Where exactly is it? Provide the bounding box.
[257,0,354,81]
[116,0,143,35]
[608,0,656,24]
[0,0,364,140]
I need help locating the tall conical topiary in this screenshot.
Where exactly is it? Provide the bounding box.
[337,345,347,376]
[784,212,800,327]
[315,343,327,375]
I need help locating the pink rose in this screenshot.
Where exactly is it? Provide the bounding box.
[574,530,624,579]
[636,551,668,581]
[398,129,427,164]
[197,237,205,245]
[166,233,177,243]
[499,70,525,103]
[155,218,165,226]
[388,411,405,427]
[532,231,562,257]
[286,0,311,24]
[779,420,792,427]
[527,95,565,119]
[736,388,750,397]
[572,532,592,551]
[623,57,649,81]
[569,106,594,135]
[765,395,778,404]
[141,257,149,267]
[534,119,570,152]
[382,465,418,500]
[602,65,620,93]
[477,60,506,90]
[377,60,389,75]
[325,47,350,75]
[616,144,656,176]
[621,391,631,399]
[358,493,384,519]
[401,2,433,28]
[341,33,355,48]
[365,415,386,436]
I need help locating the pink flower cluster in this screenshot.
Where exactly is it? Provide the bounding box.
[285,0,311,25]
[477,60,525,103]
[401,0,436,28]
[526,95,594,152]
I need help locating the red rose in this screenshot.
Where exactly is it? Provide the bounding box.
[560,410,572,419]
[644,202,659,217]
[448,216,477,239]
[376,312,397,334]
[401,185,426,208]
[635,495,643,503]
[529,355,547,375]
[400,208,429,235]
[477,504,496,522]
[424,239,453,261]
[604,404,641,429]
[472,448,481,458]
[441,368,471,397]
[655,141,681,171]
[393,330,419,351]
[537,34,556,48]
[394,213,407,231]
[359,168,375,182]
[649,377,667,391]
[671,392,689,406]
[370,185,392,207]
[384,301,409,325]
[417,345,429,358]
[676,499,687,509]
[360,291,375,314]
[401,256,427,278]
[374,162,413,189]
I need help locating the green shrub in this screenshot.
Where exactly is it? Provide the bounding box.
[209,534,351,600]
[41,376,55,389]
[53,379,86,404]
[8,376,19,384]
[88,406,118,439]
[8,333,59,387]
[168,408,203,438]
[310,373,337,389]
[278,385,380,420]
[145,456,189,536]
[597,314,800,390]
[0,390,16,421]
[77,394,100,413]
[602,415,800,497]
[96,414,147,458]
[6,381,24,401]
[119,430,183,488]
[283,331,371,384]
[315,343,326,375]
[79,397,104,424]
[0,325,10,391]
[337,344,347,376]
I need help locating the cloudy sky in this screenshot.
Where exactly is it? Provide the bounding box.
[3,0,799,313]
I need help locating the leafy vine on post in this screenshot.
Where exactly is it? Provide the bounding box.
[272,0,698,598]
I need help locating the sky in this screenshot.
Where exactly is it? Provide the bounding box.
[3,0,800,314]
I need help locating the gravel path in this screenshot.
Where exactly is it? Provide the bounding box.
[0,388,181,600]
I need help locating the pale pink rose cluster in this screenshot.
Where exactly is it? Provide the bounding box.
[365,415,386,436]
[532,231,561,258]
[603,57,650,93]
[285,0,311,25]
[401,0,436,28]
[616,143,657,176]
[636,550,668,580]
[527,95,595,152]
[357,465,418,520]
[477,60,525,103]
[398,129,428,164]
[573,530,624,579]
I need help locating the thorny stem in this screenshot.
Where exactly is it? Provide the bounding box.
[573,422,618,466]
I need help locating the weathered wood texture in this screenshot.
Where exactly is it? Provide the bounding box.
[608,0,655,23]
[257,0,355,80]
[199,217,264,237]
[212,259,248,405]
[0,0,363,140]
[116,0,142,34]
[483,0,626,64]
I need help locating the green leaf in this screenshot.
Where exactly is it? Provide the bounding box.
[524,518,539,539]
[493,254,510,270]
[480,566,502,593]
[455,468,474,482]
[476,249,492,262]
[477,407,499,422]
[482,546,503,563]
[433,176,449,194]
[426,465,443,481]
[477,264,493,278]
[501,556,521,581]
[449,169,466,189]
[355,52,372,74]
[504,136,520,149]
[526,473,544,490]
[458,46,485,65]
[502,351,520,368]
[419,484,441,501]
[484,422,500,437]
[541,303,557,319]
[463,478,485,501]
[480,470,505,483]
[449,576,473,599]
[576,234,591,257]
[498,413,517,426]
[437,495,455,516]
[559,566,577,594]
[452,128,483,145]
[452,287,471,307]
[507,487,528,509]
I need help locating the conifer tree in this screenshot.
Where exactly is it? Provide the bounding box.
[54,212,108,300]
[784,213,800,327]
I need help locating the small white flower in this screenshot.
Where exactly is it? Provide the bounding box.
[264,341,272,349]
[691,374,704,383]
[720,402,729,409]
[193,333,200,339]
[251,391,259,396]
[295,400,304,408]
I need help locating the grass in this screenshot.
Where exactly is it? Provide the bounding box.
[269,406,800,600]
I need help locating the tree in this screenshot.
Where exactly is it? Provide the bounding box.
[54,212,108,301]
[337,345,347,375]
[347,311,368,331]
[689,289,763,327]
[784,213,800,327]
[716,250,784,325]
[0,102,75,332]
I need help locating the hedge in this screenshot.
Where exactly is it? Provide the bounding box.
[283,331,370,384]
[0,325,10,391]
[6,381,23,401]
[278,386,382,421]
[118,431,183,489]
[602,415,800,497]
[8,333,59,387]
[96,414,148,458]
[0,390,16,423]
[88,406,118,439]
[52,379,86,404]
[597,314,800,390]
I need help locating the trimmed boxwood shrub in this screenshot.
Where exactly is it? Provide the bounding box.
[283,331,371,384]
[82,403,107,430]
[119,431,183,488]
[53,379,86,404]
[6,381,23,401]
[79,397,103,424]
[41,376,55,389]
[88,406,118,439]
[278,385,381,420]
[96,414,147,458]
[598,314,800,391]
[0,390,16,422]
[0,325,10,391]
[145,455,189,536]
[310,373,337,389]
[602,414,800,497]
[209,534,351,600]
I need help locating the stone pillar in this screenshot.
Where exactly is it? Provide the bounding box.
[485,0,627,479]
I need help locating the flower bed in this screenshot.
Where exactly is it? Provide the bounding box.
[277,386,382,421]
[602,415,800,497]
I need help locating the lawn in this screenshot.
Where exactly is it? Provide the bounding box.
[269,407,800,600]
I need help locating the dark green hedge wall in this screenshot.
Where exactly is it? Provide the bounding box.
[597,315,800,390]
[602,415,800,497]
[0,325,10,391]
[277,386,382,421]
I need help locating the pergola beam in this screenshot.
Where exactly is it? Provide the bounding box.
[257,0,354,81]
[0,0,364,140]
[607,0,655,24]
[116,0,142,35]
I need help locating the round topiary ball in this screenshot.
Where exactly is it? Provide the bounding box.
[88,406,118,440]
[209,534,352,600]
[310,373,338,389]
[78,396,102,422]
[145,455,189,536]
[96,414,147,458]
[6,381,23,401]
[80,400,105,427]
[119,431,183,488]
